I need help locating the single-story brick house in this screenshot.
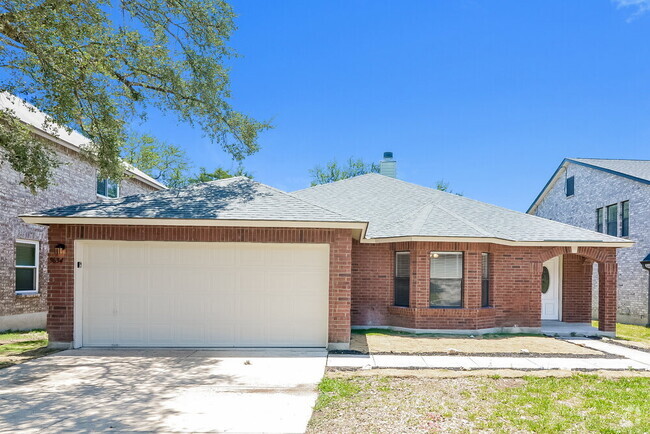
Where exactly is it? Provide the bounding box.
[22,174,631,349]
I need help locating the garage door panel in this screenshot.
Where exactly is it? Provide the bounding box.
[82,241,329,348]
[116,244,148,267]
[86,245,115,265]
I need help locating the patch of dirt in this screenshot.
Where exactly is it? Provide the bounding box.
[308,371,650,433]
[350,333,606,356]
[309,376,490,433]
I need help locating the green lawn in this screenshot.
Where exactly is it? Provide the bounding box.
[0,329,55,369]
[308,374,650,433]
[592,321,650,346]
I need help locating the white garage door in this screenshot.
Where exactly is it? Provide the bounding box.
[78,241,329,348]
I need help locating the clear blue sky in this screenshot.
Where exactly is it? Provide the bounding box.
[138,0,650,211]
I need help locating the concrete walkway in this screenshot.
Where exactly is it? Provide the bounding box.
[328,338,650,371]
[0,349,327,433]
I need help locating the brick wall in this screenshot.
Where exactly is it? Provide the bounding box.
[562,254,593,323]
[46,225,353,345]
[352,241,618,332]
[0,140,158,328]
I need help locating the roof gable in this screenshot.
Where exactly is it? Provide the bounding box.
[527,158,650,213]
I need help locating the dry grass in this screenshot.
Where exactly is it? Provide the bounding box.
[350,331,604,356]
[308,372,650,433]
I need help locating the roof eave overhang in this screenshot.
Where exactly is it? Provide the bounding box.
[360,235,633,248]
[27,125,166,191]
[526,159,569,214]
[20,216,368,238]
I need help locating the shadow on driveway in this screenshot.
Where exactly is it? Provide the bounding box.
[0,348,326,432]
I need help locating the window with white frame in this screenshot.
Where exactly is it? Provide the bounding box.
[15,240,38,293]
[97,177,119,198]
[429,252,463,307]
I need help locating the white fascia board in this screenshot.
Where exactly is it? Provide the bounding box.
[20,216,368,231]
[359,235,634,248]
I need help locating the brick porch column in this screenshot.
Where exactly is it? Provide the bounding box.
[598,261,617,333]
[328,230,353,348]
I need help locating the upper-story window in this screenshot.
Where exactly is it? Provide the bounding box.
[97,178,119,198]
[16,240,39,293]
[565,176,574,197]
[430,252,463,308]
[621,201,629,237]
[596,208,603,233]
[606,204,618,236]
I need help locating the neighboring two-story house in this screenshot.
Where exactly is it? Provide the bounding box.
[0,94,165,331]
[528,158,650,325]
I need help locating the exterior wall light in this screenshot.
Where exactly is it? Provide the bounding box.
[642,253,650,272]
[51,244,66,263]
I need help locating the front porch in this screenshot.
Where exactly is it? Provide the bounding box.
[541,320,613,338]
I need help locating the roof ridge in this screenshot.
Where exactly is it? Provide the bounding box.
[430,202,496,238]
[571,157,650,162]
[246,177,360,221]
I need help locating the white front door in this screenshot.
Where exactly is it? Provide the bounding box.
[541,256,561,320]
[78,241,330,348]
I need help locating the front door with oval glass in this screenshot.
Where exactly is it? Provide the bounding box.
[541,256,561,320]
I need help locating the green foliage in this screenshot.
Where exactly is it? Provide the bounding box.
[0,108,60,192]
[122,134,190,188]
[0,0,270,191]
[435,179,462,195]
[315,378,361,410]
[187,165,251,184]
[478,374,650,432]
[122,133,251,187]
[593,321,650,345]
[310,157,379,186]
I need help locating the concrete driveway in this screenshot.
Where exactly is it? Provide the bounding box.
[0,348,327,433]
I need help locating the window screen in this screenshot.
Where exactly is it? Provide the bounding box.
[596,208,603,233]
[430,252,463,307]
[481,253,490,308]
[621,201,629,237]
[394,252,410,307]
[606,204,618,236]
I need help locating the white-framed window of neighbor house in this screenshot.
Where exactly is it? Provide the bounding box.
[15,240,39,294]
[96,177,119,198]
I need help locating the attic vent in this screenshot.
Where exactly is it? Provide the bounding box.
[379,152,396,178]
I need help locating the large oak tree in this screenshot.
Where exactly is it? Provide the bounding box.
[0,0,269,192]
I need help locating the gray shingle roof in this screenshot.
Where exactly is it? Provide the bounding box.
[293,174,626,243]
[25,177,362,223]
[570,158,650,183]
